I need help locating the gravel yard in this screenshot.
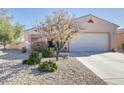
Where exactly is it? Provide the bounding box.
[0,49,107,85]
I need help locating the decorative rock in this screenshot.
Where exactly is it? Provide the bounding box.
[0,49,107,85]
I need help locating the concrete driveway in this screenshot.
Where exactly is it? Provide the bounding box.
[76,52,124,85]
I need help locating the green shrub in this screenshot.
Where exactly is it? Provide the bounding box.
[31,42,54,57]
[121,43,124,51]
[42,48,54,57]
[28,51,41,65]
[22,59,28,64]
[22,51,41,65]
[38,60,58,72]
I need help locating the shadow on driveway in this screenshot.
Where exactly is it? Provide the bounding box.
[0,49,29,60]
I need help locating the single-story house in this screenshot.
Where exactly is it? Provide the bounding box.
[8,14,124,52]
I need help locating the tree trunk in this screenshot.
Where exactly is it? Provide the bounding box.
[55,42,60,61]
[3,43,6,50]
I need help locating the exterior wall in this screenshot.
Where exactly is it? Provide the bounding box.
[77,16,118,33]
[117,29,124,51]
[24,28,39,43]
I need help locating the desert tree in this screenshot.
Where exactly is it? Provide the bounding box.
[0,9,24,49]
[12,23,24,43]
[37,10,81,61]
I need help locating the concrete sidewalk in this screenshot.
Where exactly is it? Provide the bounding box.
[77,52,124,85]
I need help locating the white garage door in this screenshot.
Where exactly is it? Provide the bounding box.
[69,33,109,52]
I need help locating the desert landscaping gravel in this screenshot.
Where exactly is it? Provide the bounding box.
[0,49,107,85]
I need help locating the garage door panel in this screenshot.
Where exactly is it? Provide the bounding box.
[69,33,109,52]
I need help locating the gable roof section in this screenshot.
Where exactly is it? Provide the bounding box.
[77,14,119,27]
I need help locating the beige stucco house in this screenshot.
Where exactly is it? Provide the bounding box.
[8,14,124,52]
[65,14,119,52]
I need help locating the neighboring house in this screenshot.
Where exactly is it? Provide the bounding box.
[7,14,124,52]
[117,28,124,51]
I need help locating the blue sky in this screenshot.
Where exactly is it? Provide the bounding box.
[9,8,124,29]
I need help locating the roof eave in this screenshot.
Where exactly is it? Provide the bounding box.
[76,14,119,27]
